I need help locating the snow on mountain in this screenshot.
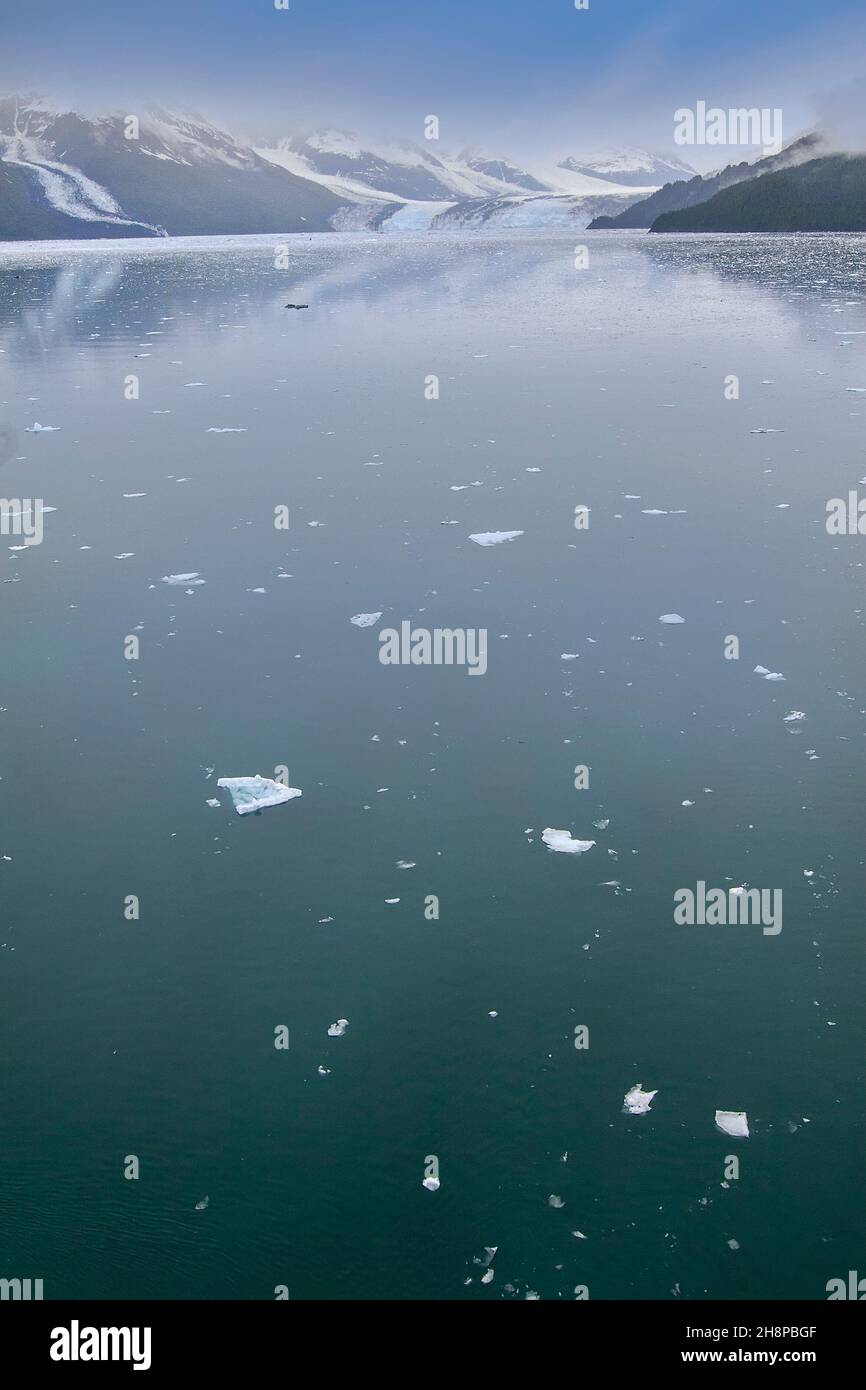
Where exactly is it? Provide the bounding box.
[256,129,660,230]
[558,147,696,187]
[0,100,669,239]
[0,96,347,239]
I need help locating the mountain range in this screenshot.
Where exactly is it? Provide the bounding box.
[0,96,696,240]
[587,135,825,229]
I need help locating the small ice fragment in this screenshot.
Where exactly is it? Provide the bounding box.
[593,819,609,830]
[25,422,59,432]
[682,799,694,807]
[195,1196,209,1211]
[572,1231,587,1240]
[548,1194,565,1208]
[715,1110,749,1138]
[351,612,382,627]
[162,573,205,586]
[205,798,220,808]
[481,1269,494,1284]
[623,1084,657,1114]
[542,828,595,854]
[561,653,580,660]
[217,775,302,815]
[385,898,399,904]
[422,1175,440,1191]
[754,665,785,681]
[327,1019,349,1038]
[659,614,685,624]
[784,710,806,722]
[318,1066,331,1076]
[469,531,524,546]
[396,860,416,869]
[206,427,247,433]
[641,508,667,515]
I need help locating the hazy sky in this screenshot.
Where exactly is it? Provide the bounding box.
[3,0,866,166]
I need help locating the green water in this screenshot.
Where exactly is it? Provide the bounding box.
[1,231,864,1299]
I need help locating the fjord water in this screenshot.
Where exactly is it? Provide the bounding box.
[1,231,864,1301]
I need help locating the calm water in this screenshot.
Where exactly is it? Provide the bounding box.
[1,230,864,1300]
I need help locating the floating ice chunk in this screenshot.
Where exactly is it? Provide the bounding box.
[593,818,609,830]
[422,1175,440,1191]
[715,1110,749,1138]
[682,799,694,807]
[623,1084,657,1114]
[194,1196,209,1211]
[25,422,59,433]
[328,1018,349,1038]
[469,530,524,546]
[474,1246,498,1267]
[318,1065,331,1076]
[481,1269,494,1284]
[217,775,302,815]
[548,1194,565,1208]
[750,427,782,434]
[784,710,806,722]
[561,653,580,660]
[123,492,147,499]
[206,427,247,433]
[754,665,785,681]
[542,829,595,854]
[641,508,667,515]
[659,613,685,624]
[351,612,382,627]
[162,572,205,586]
[205,798,220,808]
[396,860,416,869]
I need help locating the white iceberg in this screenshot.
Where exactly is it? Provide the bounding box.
[659,614,685,624]
[351,612,382,627]
[542,828,596,854]
[327,1019,349,1038]
[25,422,59,433]
[623,1084,657,1114]
[217,775,302,815]
[469,531,524,546]
[715,1110,749,1138]
[422,1175,440,1191]
[162,572,205,586]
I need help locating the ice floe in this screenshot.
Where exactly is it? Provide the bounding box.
[469,531,524,546]
[754,665,785,681]
[351,612,382,627]
[217,775,302,815]
[162,572,205,586]
[327,1019,349,1038]
[623,1084,657,1114]
[715,1110,749,1138]
[25,422,59,433]
[659,613,685,624]
[542,829,595,854]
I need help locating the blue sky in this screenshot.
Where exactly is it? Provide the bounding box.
[3,0,866,164]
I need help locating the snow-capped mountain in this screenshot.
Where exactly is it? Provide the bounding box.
[0,96,347,239]
[254,130,558,206]
[255,129,666,231]
[558,147,696,187]
[0,99,672,239]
